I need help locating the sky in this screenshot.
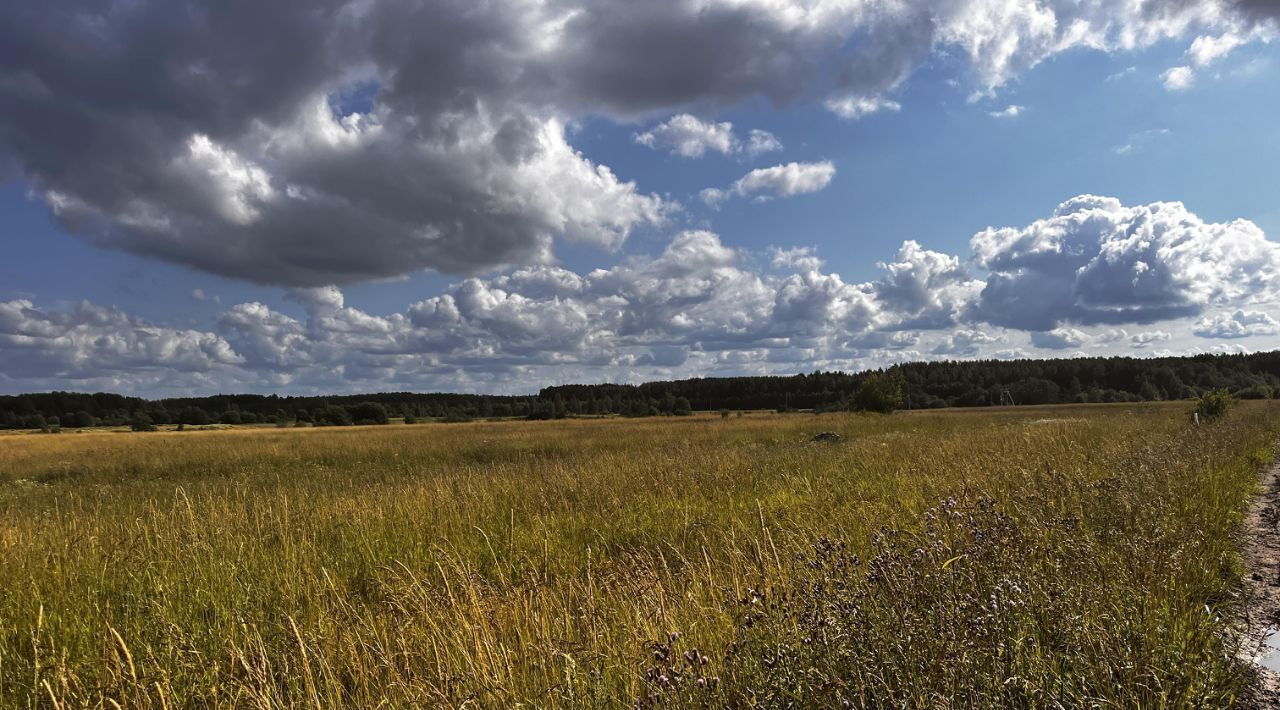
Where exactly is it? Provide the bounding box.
[1,0,1279,398]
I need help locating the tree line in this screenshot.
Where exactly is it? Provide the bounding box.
[2,350,1279,430]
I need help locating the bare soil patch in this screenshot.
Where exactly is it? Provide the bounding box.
[1242,463,1280,707]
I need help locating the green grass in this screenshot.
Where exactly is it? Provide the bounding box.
[0,402,1276,707]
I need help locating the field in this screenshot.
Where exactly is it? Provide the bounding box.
[1,403,1277,707]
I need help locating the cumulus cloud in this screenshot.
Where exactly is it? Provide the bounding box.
[770,246,824,272]
[1161,25,1274,91]
[0,299,242,381]
[969,195,1280,330]
[1030,328,1088,350]
[1194,309,1280,338]
[872,241,983,329]
[4,192,1280,395]
[1162,65,1196,90]
[932,329,1003,357]
[701,161,836,205]
[3,0,1275,286]
[634,114,781,158]
[744,129,785,157]
[1130,330,1172,348]
[988,105,1024,118]
[825,96,902,120]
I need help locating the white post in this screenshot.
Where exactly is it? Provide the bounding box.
[1193,412,1200,426]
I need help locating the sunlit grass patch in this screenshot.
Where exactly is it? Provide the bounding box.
[0,403,1275,706]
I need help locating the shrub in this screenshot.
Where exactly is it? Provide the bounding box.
[130,412,156,432]
[403,412,417,424]
[346,402,390,425]
[1194,389,1235,423]
[314,404,353,427]
[852,371,904,414]
[178,407,211,425]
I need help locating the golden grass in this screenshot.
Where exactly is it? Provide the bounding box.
[0,403,1276,707]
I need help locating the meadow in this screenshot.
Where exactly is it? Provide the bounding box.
[0,402,1277,707]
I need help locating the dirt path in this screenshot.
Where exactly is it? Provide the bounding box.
[1242,462,1280,707]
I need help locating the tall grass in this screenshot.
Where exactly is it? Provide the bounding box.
[0,403,1275,707]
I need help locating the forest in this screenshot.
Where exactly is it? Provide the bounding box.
[3,350,1279,429]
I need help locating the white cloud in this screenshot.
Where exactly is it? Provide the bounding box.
[1161,65,1196,90]
[988,105,1023,118]
[1113,128,1171,156]
[825,96,902,120]
[1189,32,1249,66]
[0,299,242,381]
[970,195,1280,330]
[744,129,784,157]
[1105,66,1137,82]
[1194,309,1280,338]
[872,241,983,329]
[1130,330,1172,348]
[634,115,783,159]
[702,161,836,205]
[634,114,737,158]
[190,288,221,304]
[769,246,824,273]
[932,329,1003,357]
[4,193,1280,395]
[1030,328,1088,350]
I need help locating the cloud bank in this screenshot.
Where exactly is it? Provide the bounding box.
[2,0,1276,285]
[3,196,1276,396]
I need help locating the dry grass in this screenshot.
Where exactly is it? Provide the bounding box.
[0,403,1276,707]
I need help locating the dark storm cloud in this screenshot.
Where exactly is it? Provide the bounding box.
[0,0,1274,286]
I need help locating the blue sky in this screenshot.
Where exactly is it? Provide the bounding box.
[2,1,1279,396]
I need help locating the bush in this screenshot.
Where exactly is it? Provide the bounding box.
[130,412,156,432]
[673,397,692,416]
[1194,389,1235,423]
[403,412,417,424]
[178,407,211,425]
[314,404,353,427]
[346,401,390,425]
[853,371,904,414]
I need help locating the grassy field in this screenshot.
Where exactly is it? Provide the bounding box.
[0,403,1277,707]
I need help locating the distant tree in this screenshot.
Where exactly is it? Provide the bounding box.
[314,404,353,426]
[73,410,96,428]
[852,371,904,414]
[346,402,390,425]
[130,412,156,432]
[673,397,693,416]
[220,410,242,425]
[178,407,211,425]
[403,412,417,424]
